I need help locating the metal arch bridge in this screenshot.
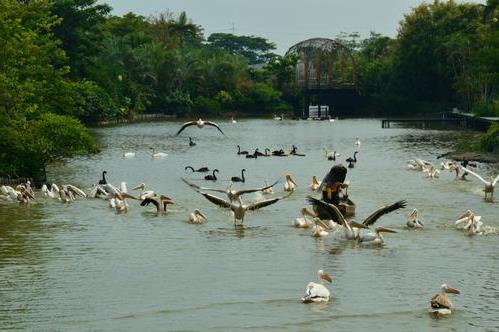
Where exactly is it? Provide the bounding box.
[286,37,357,91]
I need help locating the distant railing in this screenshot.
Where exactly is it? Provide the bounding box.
[0,177,33,186]
[96,113,176,126]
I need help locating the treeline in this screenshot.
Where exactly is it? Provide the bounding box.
[353,0,498,150]
[0,0,297,180]
[0,0,497,180]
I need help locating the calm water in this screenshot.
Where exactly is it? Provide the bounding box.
[1,119,498,331]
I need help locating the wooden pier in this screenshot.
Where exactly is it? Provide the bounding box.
[381,112,498,132]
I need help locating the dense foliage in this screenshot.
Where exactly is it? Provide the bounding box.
[0,0,497,179]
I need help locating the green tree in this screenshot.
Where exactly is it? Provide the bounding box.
[207,33,277,64]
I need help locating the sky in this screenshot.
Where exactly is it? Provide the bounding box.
[100,0,485,54]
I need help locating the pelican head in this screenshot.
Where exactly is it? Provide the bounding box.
[318,270,334,283]
[441,284,460,294]
[194,209,207,220]
[133,183,145,191]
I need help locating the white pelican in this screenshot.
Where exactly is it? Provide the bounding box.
[407,158,432,171]
[273,114,284,121]
[406,208,424,228]
[294,207,316,228]
[1,185,18,201]
[284,174,297,192]
[359,227,398,245]
[182,178,278,202]
[309,176,321,191]
[41,184,60,199]
[262,180,274,195]
[133,183,156,200]
[455,210,483,235]
[354,136,361,147]
[140,195,174,213]
[150,147,168,158]
[121,145,135,159]
[194,191,292,225]
[175,118,225,136]
[429,284,460,316]
[307,196,406,239]
[231,116,237,124]
[302,270,333,303]
[189,209,207,224]
[311,219,329,237]
[424,165,440,178]
[63,184,87,199]
[461,167,499,201]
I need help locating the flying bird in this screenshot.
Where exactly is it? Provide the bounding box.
[176,118,225,136]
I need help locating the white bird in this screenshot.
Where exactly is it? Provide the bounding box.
[121,146,135,159]
[284,174,297,192]
[311,219,329,237]
[262,180,274,195]
[407,208,424,228]
[429,284,460,316]
[140,195,174,213]
[175,118,225,136]
[455,210,483,235]
[354,136,361,147]
[150,147,168,158]
[461,167,499,201]
[423,165,440,178]
[133,183,156,200]
[302,270,333,303]
[407,158,432,171]
[182,178,278,202]
[359,227,398,245]
[189,209,207,224]
[231,116,237,124]
[41,184,60,199]
[194,190,292,225]
[294,207,316,228]
[309,176,321,191]
[324,148,339,161]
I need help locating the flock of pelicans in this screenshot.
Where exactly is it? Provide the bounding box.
[1,117,498,318]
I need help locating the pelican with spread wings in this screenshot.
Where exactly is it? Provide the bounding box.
[307,196,405,242]
[182,178,278,202]
[175,118,225,136]
[461,167,499,202]
[194,190,292,224]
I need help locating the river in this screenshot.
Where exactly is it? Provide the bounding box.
[1,119,498,331]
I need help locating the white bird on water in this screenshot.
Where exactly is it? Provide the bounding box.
[150,147,168,158]
[284,174,297,192]
[189,209,207,224]
[354,136,361,147]
[461,167,499,202]
[407,208,424,228]
[429,284,460,316]
[302,270,334,303]
[455,210,483,235]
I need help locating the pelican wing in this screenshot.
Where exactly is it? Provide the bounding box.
[492,175,499,186]
[204,121,226,136]
[198,192,233,209]
[140,197,159,209]
[246,192,292,211]
[175,121,196,136]
[181,178,226,194]
[362,200,407,226]
[461,167,488,184]
[306,196,347,226]
[235,179,280,196]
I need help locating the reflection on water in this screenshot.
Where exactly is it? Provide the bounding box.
[0,119,498,331]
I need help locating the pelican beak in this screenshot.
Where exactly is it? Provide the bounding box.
[445,287,460,294]
[376,227,398,234]
[315,219,328,229]
[198,211,207,220]
[132,184,143,191]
